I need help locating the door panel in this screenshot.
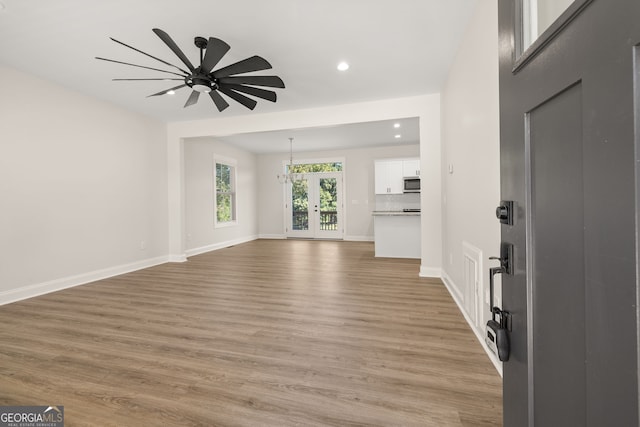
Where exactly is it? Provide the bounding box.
[317,176,341,239]
[528,83,585,426]
[498,0,640,425]
[286,173,343,239]
[289,176,312,238]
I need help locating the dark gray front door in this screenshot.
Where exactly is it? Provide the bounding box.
[497,0,640,426]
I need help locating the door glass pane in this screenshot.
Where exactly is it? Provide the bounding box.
[291,179,309,231]
[319,178,337,231]
[522,0,574,50]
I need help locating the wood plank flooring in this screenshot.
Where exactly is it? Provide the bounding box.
[0,239,502,426]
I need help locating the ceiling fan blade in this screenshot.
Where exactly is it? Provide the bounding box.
[213,56,272,78]
[96,57,186,78]
[209,90,230,112]
[184,90,200,107]
[218,86,258,110]
[220,83,277,102]
[110,37,190,75]
[217,75,285,88]
[147,84,187,97]
[113,78,184,81]
[201,37,231,73]
[152,28,196,72]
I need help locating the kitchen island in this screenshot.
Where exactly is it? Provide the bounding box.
[372,211,421,259]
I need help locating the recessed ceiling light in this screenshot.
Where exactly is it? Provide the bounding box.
[167,90,175,95]
[395,134,402,139]
[394,123,401,128]
[337,62,349,71]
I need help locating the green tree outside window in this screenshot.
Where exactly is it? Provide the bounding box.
[216,162,236,223]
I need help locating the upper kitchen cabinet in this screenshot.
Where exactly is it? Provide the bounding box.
[374,158,420,195]
[375,160,404,194]
[402,159,420,177]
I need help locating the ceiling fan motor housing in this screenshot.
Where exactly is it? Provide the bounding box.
[194,36,208,50]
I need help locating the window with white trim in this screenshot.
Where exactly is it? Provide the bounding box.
[214,156,237,227]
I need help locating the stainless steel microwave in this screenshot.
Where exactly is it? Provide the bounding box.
[403,177,421,193]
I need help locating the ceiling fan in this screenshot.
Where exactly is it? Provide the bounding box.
[96,28,285,112]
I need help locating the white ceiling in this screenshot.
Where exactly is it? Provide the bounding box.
[190,117,420,154]
[0,0,476,151]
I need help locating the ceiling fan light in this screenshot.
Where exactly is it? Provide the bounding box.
[192,84,212,93]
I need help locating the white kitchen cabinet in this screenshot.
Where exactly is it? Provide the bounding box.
[374,160,404,194]
[402,159,420,177]
[375,158,420,194]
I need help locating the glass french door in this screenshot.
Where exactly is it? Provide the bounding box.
[286,172,343,239]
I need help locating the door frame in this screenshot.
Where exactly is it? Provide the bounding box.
[285,172,344,239]
[282,157,345,240]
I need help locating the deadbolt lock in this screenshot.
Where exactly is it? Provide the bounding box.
[496,200,514,226]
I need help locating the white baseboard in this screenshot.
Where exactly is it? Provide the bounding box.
[168,254,187,263]
[257,234,286,240]
[185,235,259,257]
[419,266,442,278]
[344,235,374,242]
[0,255,169,306]
[257,235,373,242]
[441,270,503,376]
[441,270,463,302]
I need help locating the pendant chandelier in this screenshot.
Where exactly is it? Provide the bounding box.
[277,137,304,184]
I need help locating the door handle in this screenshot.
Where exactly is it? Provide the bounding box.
[490,242,513,275]
[488,242,514,311]
[487,262,510,361]
[488,264,505,316]
[486,242,514,362]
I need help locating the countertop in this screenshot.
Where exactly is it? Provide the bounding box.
[372,211,421,216]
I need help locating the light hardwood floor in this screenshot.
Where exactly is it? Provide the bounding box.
[0,240,502,426]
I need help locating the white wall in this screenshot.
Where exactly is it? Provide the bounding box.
[167,94,442,274]
[0,65,168,304]
[419,96,442,277]
[184,138,258,255]
[440,0,501,370]
[257,144,420,240]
